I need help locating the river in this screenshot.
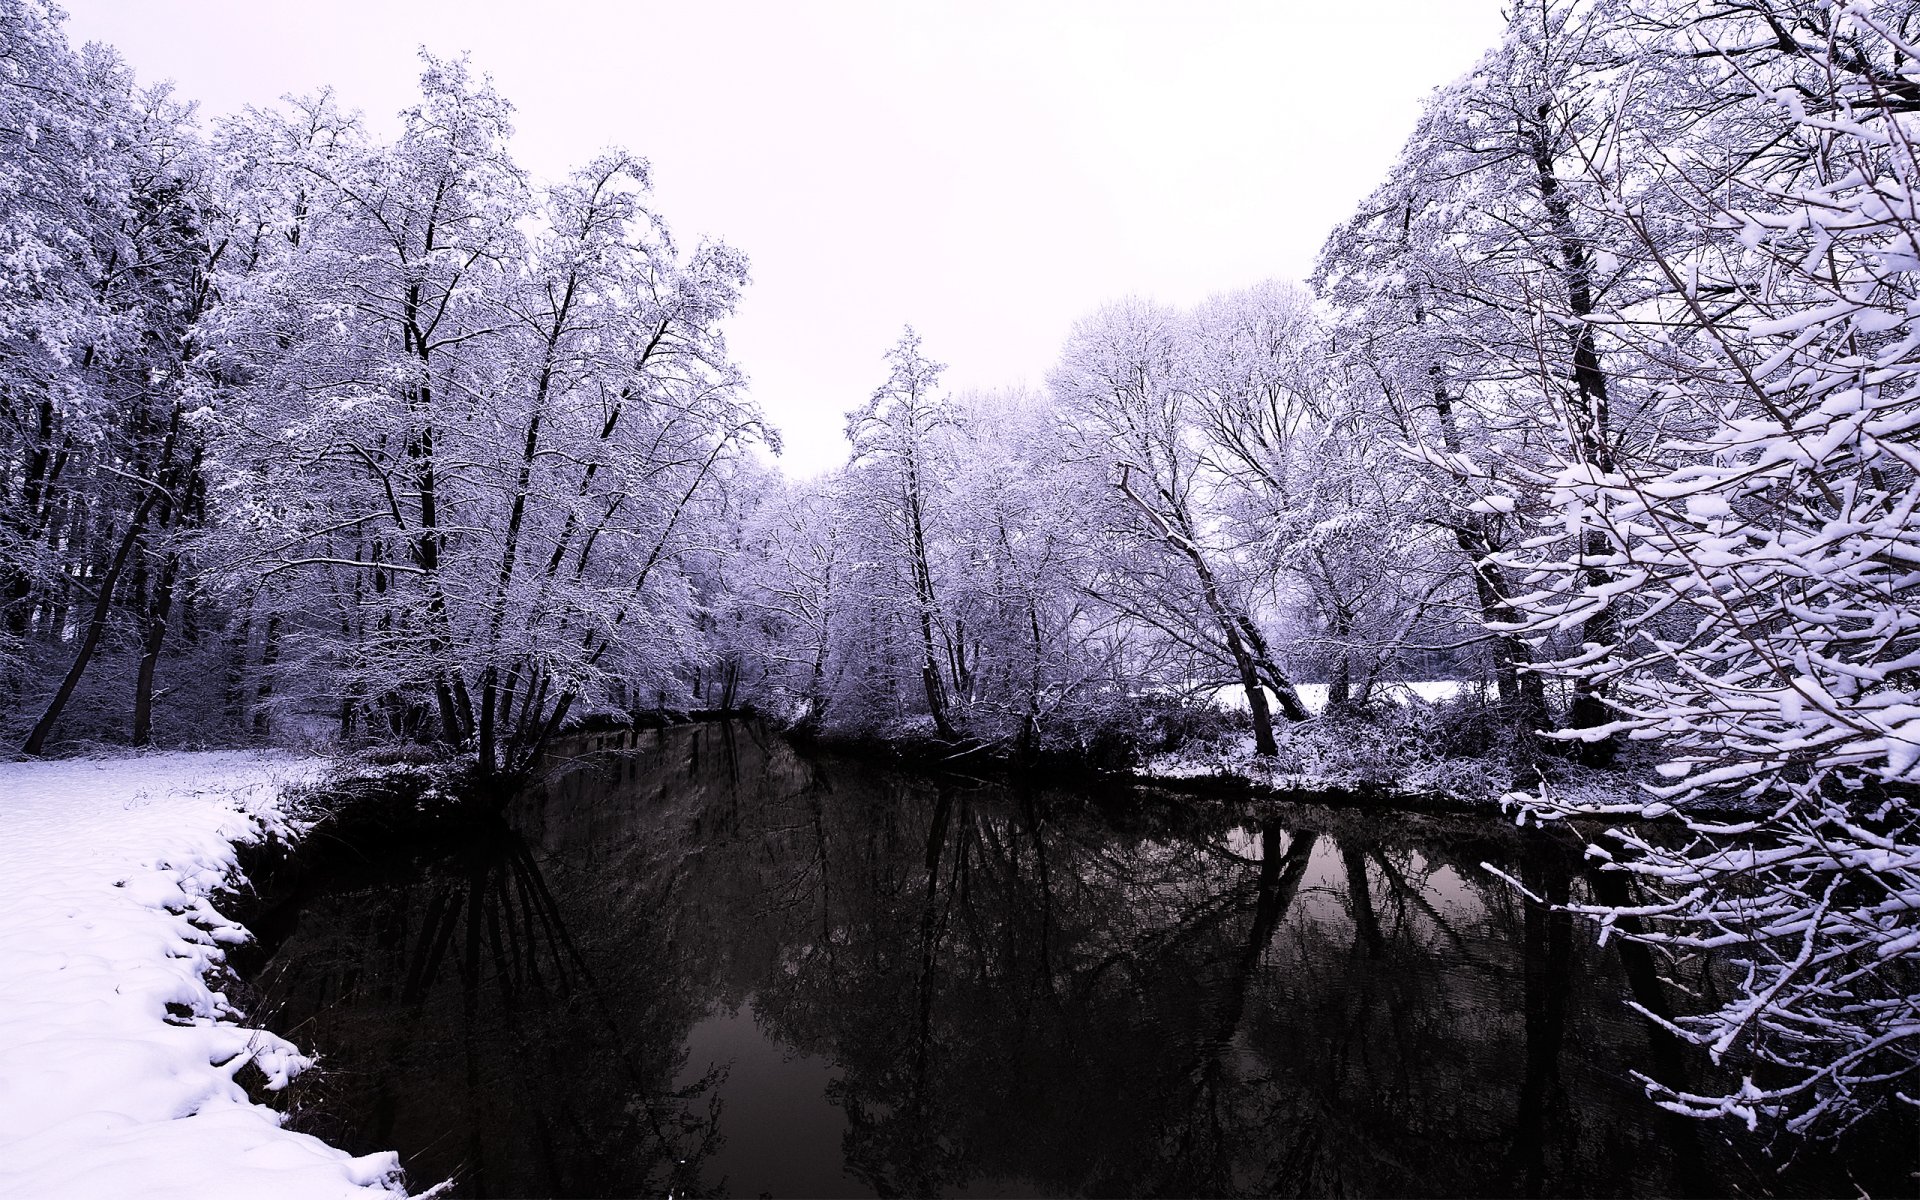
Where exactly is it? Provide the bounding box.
[242,721,1906,1197]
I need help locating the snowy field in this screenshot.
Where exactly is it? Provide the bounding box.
[1293,679,1470,712]
[0,753,404,1199]
[1215,679,1474,713]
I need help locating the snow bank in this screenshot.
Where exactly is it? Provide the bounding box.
[0,752,404,1200]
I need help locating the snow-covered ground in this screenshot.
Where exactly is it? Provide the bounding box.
[1292,679,1471,713]
[1214,679,1475,714]
[1147,681,1515,802]
[0,752,404,1200]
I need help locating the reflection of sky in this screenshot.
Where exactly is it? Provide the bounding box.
[1423,864,1487,924]
[1223,825,1262,860]
[674,999,871,1199]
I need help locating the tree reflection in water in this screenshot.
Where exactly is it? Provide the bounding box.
[251,779,724,1198]
[251,721,1901,1198]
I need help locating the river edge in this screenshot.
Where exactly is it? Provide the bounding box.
[215,733,1560,1197]
[264,703,1679,837]
[776,720,1668,820]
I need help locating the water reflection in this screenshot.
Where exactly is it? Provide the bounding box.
[250,722,1893,1197]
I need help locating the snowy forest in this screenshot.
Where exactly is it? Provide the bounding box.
[3,0,1918,1176]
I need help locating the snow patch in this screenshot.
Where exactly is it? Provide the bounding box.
[1213,678,1470,714]
[0,751,404,1199]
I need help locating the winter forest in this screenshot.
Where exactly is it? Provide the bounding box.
[3,0,1919,1194]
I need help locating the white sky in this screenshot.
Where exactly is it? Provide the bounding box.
[62,1,1505,477]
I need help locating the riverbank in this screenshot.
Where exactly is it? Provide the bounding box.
[0,752,405,1200]
[785,709,1651,818]
[302,691,1610,820]
[1132,723,1658,815]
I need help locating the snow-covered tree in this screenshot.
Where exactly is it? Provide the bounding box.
[1052,299,1312,756]
[935,388,1116,750]
[843,328,962,741]
[205,55,767,771]
[1492,0,1920,1136]
[1182,283,1456,713]
[0,8,224,753]
[1314,0,1674,755]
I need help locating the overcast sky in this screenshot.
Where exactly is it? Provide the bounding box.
[62,1,1505,477]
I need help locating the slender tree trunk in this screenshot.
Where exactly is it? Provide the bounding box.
[4,395,57,639]
[22,490,160,756]
[804,637,830,729]
[224,602,253,722]
[131,548,179,746]
[1229,627,1280,757]
[1019,599,1044,756]
[401,284,469,749]
[516,437,735,768]
[129,444,203,746]
[478,669,497,775]
[479,361,556,773]
[1114,466,1306,751]
[512,669,547,752]
[1401,202,1553,746]
[253,613,281,737]
[1232,610,1311,722]
[1427,375,1550,743]
[1323,582,1354,712]
[902,457,957,741]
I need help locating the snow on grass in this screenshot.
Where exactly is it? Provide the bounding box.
[0,751,404,1200]
[1142,683,1513,803]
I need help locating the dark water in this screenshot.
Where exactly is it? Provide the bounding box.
[249,722,1909,1198]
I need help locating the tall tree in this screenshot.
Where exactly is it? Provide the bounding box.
[1315,0,1660,756]
[206,57,766,770]
[845,328,961,741]
[1053,300,1308,757]
[4,27,219,754]
[1498,0,1920,1136]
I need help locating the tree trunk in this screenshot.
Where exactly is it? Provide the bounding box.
[1019,600,1044,756]
[1426,372,1550,746]
[4,404,46,638]
[803,638,830,729]
[224,602,253,722]
[252,614,282,737]
[22,490,160,756]
[1234,636,1280,757]
[902,456,957,741]
[131,548,179,746]
[478,666,497,775]
[1114,465,1306,752]
[1529,118,1621,766]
